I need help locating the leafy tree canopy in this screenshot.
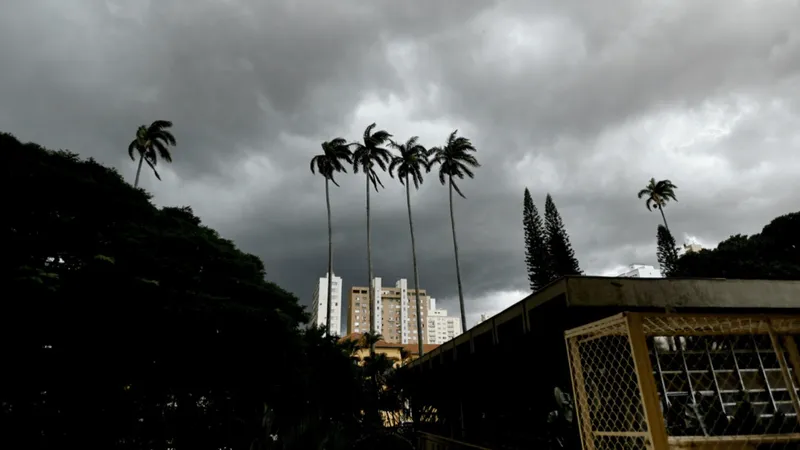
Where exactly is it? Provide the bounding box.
[672,212,799,279]
[2,132,371,449]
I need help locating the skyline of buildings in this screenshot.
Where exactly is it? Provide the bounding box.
[308,274,464,345]
[313,258,710,338]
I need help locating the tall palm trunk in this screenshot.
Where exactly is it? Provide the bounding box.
[449,176,467,332]
[658,205,670,232]
[134,153,144,188]
[406,175,424,356]
[366,173,375,352]
[325,178,333,336]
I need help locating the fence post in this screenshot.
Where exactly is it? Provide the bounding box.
[782,334,800,391]
[767,320,800,425]
[565,336,593,450]
[626,313,669,450]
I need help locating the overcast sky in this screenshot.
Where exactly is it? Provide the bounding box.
[2,0,798,328]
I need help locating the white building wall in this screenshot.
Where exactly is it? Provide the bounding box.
[310,273,342,336]
[426,307,463,345]
[397,279,409,344]
[372,277,382,334]
[617,264,661,278]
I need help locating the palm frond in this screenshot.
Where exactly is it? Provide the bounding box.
[458,163,475,179]
[447,130,458,147]
[128,141,139,161]
[451,177,466,198]
[149,120,173,130]
[388,157,402,175]
[153,130,177,146]
[152,140,172,163]
[363,123,376,144]
[145,157,161,180]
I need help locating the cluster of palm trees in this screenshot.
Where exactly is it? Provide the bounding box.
[311,124,480,356]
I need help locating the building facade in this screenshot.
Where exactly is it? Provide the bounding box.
[310,273,342,336]
[348,278,431,345]
[617,264,661,278]
[427,298,463,344]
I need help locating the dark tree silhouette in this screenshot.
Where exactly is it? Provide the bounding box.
[673,211,799,279]
[127,120,176,187]
[637,178,678,231]
[523,188,552,291]
[427,130,480,332]
[389,136,429,356]
[656,224,679,277]
[352,124,393,346]
[544,194,582,279]
[3,132,399,449]
[310,138,353,335]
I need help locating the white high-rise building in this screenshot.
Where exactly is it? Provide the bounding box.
[617,264,661,278]
[427,297,463,344]
[310,273,342,336]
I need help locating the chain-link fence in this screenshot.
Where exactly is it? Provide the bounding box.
[566,313,800,450]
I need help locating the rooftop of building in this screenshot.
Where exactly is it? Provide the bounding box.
[408,276,800,369]
[402,343,441,356]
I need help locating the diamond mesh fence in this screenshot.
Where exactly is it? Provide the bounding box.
[566,313,800,450]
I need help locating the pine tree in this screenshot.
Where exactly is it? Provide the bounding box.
[523,188,551,291]
[656,224,679,277]
[544,193,582,279]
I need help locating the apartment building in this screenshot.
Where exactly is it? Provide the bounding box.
[310,273,342,336]
[347,277,430,345]
[426,298,463,344]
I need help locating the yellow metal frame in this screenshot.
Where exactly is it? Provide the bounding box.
[565,312,800,450]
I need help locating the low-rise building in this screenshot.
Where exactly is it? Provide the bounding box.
[617,264,661,278]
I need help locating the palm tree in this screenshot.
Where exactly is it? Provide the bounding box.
[127,120,176,188]
[310,138,353,336]
[427,130,480,332]
[360,331,384,359]
[351,123,392,347]
[388,136,428,357]
[637,178,678,231]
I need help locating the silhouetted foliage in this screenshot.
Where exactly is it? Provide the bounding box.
[637,177,678,231]
[128,120,176,187]
[656,225,679,277]
[523,188,552,291]
[544,194,582,278]
[0,132,377,449]
[672,212,799,279]
[310,138,353,335]
[427,129,481,332]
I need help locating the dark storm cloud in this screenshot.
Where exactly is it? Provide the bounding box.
[2,0,798,322]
